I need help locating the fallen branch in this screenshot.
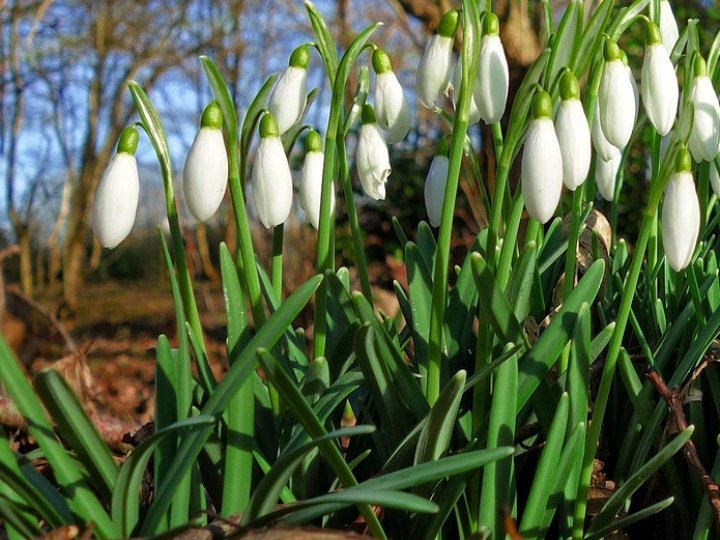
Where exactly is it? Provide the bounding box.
[647,369,720,527]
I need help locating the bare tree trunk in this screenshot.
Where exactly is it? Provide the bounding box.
[89,237,102,271]
[17,223,32,297]
[196,223,219,282]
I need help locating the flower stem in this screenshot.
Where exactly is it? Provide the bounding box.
[271,224,284,301]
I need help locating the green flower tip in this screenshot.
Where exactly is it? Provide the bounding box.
[603,39,621,62]
[200,101,223,130]
[438,9,460,38]
[306,129,322,153]
[117,126,139,155]
[436,138,450,156]
[675,146,692,172]
[343,399,355,420]
[483,12,500,36]
[531,90,552,119]
[694,55,708,78]
[559,70,580,101]
[289,44,310,69]
[644,21,662,47]
[372,48,393,74]
[259,113,280,138]
[361,104,377,124]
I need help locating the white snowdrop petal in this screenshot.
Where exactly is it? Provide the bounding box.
[424,155,449,227]
[450,63,481,125]
[252,137,293,228]
[555,99,591,190]
[183,128,229,222]
[711,162,720,198]
[268,66,307,135]
[416,35,454,109]
[599,60,637,149]
[92,153,140,249]
[592,101,621,161]
[662,171,700,271]
[300,150,334,229]
[521,118,563,224]
[595,152,622,201]
[375,71,411,143]
[475,35,509,124]
[356,123,391,200]
[659,0,679,56]
[688,75,720,162]
[641,44,678,136]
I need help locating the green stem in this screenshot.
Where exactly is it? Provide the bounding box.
[272,224,284,301]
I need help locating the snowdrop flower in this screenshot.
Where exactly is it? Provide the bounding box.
[641,22,678,136]
[450,62,481,124]
[662,147,700,271]
[300,130,334,229]
[268,44,309,135]
[475,13,509,125]
[521,91,563,224]
[424,139,450,227]
[252,113,293,228]
[356,104,391,200]
[555,71,591,190]
[183,102,228,222]
[598,40,637,149]
[416,9,458,109]
[659,0,679,56]
[595,151,623,202]
[592,101,621,161]
[688,56,720,162]
[92,126,140,249]
[372,48,410,144]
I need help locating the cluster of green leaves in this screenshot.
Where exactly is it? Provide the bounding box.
[2,0,720,538]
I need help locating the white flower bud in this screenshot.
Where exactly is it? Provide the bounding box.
[268,45,309,135]
[641,24,678,136]
[424,148,449,227]
[595,152,622,202]
[592,101,621,161]
[450,62,481,125]
[659,0,679,56]
[356,105,391,200]
[475,14,509,125]
[599,41,637,149]
[522,92,563,224]
[183,103,228,222]
[416,10,458,109]
[252,114,293,228]
[555,72,591,190]
[662,149,699,271]
[300,131,334,229]
[688,57,720,162]
[92,128,140,249]
[372,49,410,144]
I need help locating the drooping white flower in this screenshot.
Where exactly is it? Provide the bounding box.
[416,10,458,109]
[268,44,309,135]
[450,61,481,124]
[592,101,621,161]
[92,127,141,249]
[356,105,391,200]
[659,0,679,56]
[521,91,563,224]
[183,102,229,222]
[424,140,450,227]
[372,48,410,143]
[252,113,293,228]
[300,130,334,229]
[475,13,509,125]
[641,22,678,136]
[598,40,637,149]
[662,147,700,271]
[595,152,623,202]
[555,71,591,190]
[688,56,720,162]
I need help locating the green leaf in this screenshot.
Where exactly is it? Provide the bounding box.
[415,370,466,464]
[507,241,538,322]
[112,416,215,537]
[573,0,613,74]
[588,427,694,536]
[305,0,339,85]
[34,369,119,497]
[417,221,437,271]
[127,81,172,180]
[568,303,591,429]
[546,0,580,86]
[517,259,605,409]
[243,425,375,524]
[584,497,674,540]
[241,74,279,162]
[344,65,369,134]
[141,275,322,536]
[406,242,434,384]
[199,56,238,142]
[0,494,41,539]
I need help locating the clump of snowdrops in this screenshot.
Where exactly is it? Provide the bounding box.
[2,0,720,538]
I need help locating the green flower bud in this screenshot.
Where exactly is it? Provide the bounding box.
[644,21,662,47]
[559,70,580,101]
[694,55,708,78]
[305,129,322,153]
[372,48,393,74]
[117,126,139,155]
[260,113,280,138]
[483,12,500,36]
[200,102,223,130]
[438,9,460,38]
[675,146,692,172]
[361,104,377,125]
[289,44,310,69]
[532,90,552,119]
[604,39,621,62]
